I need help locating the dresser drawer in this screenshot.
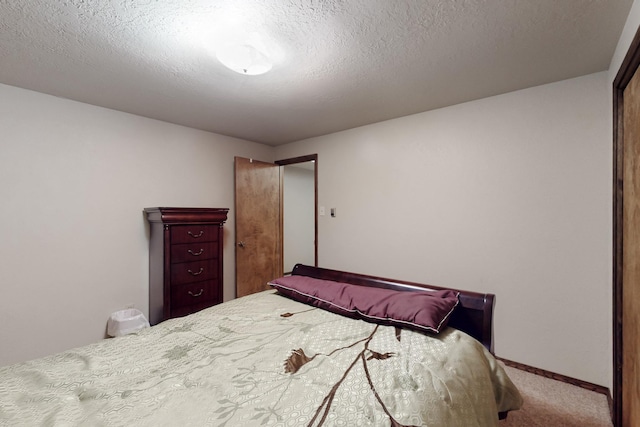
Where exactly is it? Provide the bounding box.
[170,225,219,244]
[170,242,219,263]
[170,260,218,285]
[170,280,217,309]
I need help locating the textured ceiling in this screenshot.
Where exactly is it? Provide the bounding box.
[0,0,633,145]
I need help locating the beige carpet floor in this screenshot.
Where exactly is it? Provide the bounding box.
[499,365,612,427]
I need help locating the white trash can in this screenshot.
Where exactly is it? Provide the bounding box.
[107,309,150,337]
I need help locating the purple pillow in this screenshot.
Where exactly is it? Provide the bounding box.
[269,275,459,334]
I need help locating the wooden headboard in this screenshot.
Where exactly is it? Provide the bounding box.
[290,264,496,353]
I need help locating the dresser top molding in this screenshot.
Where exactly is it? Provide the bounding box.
[144,207,229,224]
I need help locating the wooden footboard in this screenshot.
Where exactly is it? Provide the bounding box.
[290,264,496,353]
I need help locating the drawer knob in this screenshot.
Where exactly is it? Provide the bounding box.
[188,289,204,297]
[187,230,204,238]
[188,248,204,256]
[187,267,204,276]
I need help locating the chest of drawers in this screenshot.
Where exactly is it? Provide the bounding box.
[144,207,229,325]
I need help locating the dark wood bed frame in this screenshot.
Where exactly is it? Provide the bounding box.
[291,264,496,354]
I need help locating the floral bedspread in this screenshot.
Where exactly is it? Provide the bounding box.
[0,290,522,426]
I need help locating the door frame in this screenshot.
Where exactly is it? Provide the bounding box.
[275,154,318,268]
[613,24,640,427]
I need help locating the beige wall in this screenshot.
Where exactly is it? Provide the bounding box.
[5,5,639,384]
[276,72,612,388]
[0,83,273,366]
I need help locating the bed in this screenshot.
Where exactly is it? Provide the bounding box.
[0,264,522,426]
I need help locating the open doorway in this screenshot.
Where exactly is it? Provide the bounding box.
[234,154,317,297]
[276,154,318,273]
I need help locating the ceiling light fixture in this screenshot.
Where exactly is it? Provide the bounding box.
[216,42,272,75]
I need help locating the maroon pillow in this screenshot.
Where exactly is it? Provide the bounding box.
[269,275,459,334]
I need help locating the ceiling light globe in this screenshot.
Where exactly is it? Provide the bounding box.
[216,44,272,75]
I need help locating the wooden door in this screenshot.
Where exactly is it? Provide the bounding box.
[234,157,282,297]
[622,64,640,427]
